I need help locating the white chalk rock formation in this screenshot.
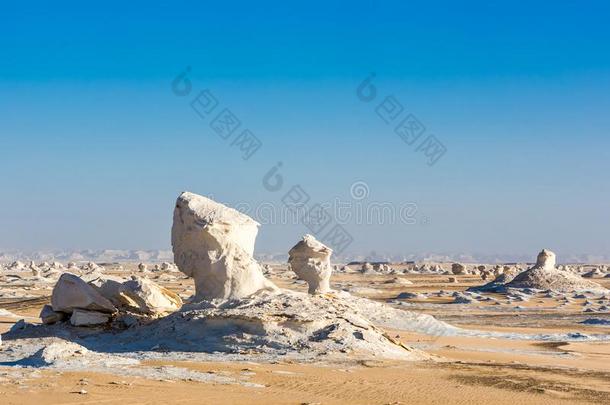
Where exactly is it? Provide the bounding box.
[288,234,333,294]
[70,309,111,326]
[121,276,183,314]
[112,290,431,361]
[505,249,607,293]
[536,249,556,270]
[89,275,182,315]
[51,273,116,314]
[361,262,374,274]
[451,263,467,275]
[88,275,128,307]
[161,262,174,271]
[172,191,278,300]
[9,261,26,271]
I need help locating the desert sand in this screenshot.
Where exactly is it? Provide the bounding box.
[1,262,610,404]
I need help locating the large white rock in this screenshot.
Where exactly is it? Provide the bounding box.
[171,192,278,300]
[51,273,116,314]
[535,249,556,270]
[288,234,333,294]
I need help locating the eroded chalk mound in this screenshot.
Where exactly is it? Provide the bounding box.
[505,249,606,293]
[506,266,606,292]
[105,289,431,361]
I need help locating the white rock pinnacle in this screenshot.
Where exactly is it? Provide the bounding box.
[171,191,278,300]
[288,234,333,294]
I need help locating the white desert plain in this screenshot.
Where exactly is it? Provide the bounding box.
[0,192,609,404]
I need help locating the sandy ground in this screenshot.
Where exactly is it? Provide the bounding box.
[1,264,609,404]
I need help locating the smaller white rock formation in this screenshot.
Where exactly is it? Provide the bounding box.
[535,249,556,270]
[288,234,333,294]
[361,262,374,274]
[89,275,128,307]
[504,249,607,293]
[90,275,182,315]
[86,261,99,271]
[121,276,183,314]
[172,192,277,300]
[451,263,467,275]
[51,273,116,314]
[9,261,25,271]
[31,266,41,277]
[138,263,148,272]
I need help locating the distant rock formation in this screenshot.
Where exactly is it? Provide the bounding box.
[288,234,333,294]
[171,192,278,300]
[451,263,467,275]
[505,249,607,292]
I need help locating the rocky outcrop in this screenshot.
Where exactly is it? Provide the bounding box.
[505,249,607,292]
[288,234,333,294]
[171,192,277,300]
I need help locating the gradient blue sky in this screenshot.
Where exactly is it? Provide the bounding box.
[1,1,609,258]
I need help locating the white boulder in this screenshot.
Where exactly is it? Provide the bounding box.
[288,234,333,294]
[121,276,183,314]
[51,273,116,314]
[89,275,182,315]
[88,275,128,307]
[171,192,277,300]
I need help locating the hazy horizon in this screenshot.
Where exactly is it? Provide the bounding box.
[2,2,610,258]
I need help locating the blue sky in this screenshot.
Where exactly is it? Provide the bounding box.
[1,1,610,258]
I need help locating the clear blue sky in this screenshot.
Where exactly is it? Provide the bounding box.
[1,1,609,258]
